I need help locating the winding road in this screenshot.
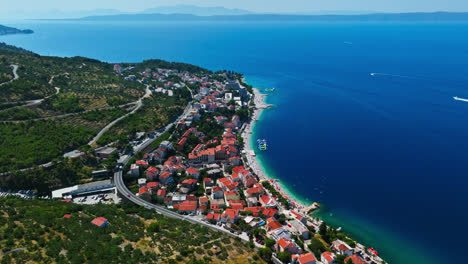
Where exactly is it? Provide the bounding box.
[0,65,62,110]
[0,64,19,87]
[87,84,152,146]
[114,169,250,243]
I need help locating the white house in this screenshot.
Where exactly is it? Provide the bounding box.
[331,240,354,256]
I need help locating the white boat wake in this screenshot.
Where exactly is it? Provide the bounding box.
[370,72,412,78]
[453,96,468,102]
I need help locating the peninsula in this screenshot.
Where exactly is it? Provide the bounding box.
[0,25,33,36]
[0,42,386,264]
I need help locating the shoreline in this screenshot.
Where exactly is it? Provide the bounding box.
[242,88,313,212]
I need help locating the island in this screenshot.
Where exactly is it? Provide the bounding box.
[0,42,386,264]
[0,25,34,36]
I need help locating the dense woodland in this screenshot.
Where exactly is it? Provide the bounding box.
[0,198,264,264]
[0,120,95,172]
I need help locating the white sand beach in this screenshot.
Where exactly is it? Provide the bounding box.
[242,88,312,213]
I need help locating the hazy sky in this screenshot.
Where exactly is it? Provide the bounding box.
[3,0,468,14]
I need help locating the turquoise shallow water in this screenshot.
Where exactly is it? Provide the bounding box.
[3,20,468,264]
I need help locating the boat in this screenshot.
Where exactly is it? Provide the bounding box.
[265,88,275,92]
[257,138,268,151]
[369,248,379,256]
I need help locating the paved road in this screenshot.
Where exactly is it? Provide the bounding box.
[113,170,250,243]
[111,86,254,244]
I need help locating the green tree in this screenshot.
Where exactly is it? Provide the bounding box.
[265,238,275,248]
[277,251,292,263]
[308,237,326,257]
[147,222,160,233]
[257,247,272,262]
[319,222,329,242]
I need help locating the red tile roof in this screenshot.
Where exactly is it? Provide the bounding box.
[186,167,199,174]
[147,182,159,188]
[210,203,221,211]
[91,217,108,227]
[136,160,148,165]
[186,195,197,201]
[339,244,351,251]
[277,238,294,249]
[160,171,172,179]
[291,210,304,221]
[182,179,197,185]
[246,185,263,194]
[212,186,223,193]
[321,252,335,262]
[232,166,245,174]
[218,177,229,183]
[222,209,238,220]
[139,186,150,195]
[262,208,278,217]
[157,189,166,197]
[261,195,274,205]
[231,203,244,210]
[203,177,213,183]
[206,213,220,220]
[266,217,282,230]
[178,201,197,212]
[224,191,238,197]
[344,255,366,264]
[298,253,316,263]
[147,166,159,175]
[178,137,187,145]
[243,206,264,216]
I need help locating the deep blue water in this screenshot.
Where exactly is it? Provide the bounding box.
[3,20,468,264]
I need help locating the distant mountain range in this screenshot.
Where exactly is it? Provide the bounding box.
[0,25,33,36]
[141,5,251,16]
[1,5,250,19]
[71,12,468,22]
[0,8,122,19]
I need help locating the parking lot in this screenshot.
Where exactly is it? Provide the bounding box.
[0,190,35,199]
[72,192,120,205]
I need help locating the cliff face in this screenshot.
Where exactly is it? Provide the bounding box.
[0,25,34,35]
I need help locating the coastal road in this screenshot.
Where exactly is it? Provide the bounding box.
[113,170,250,243]
[112,86,253,244]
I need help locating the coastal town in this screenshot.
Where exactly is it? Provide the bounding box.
[30,64,385,264]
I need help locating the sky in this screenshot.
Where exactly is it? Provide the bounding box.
[1,0,468,18]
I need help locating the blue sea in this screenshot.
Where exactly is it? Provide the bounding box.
[3,19,468,264]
